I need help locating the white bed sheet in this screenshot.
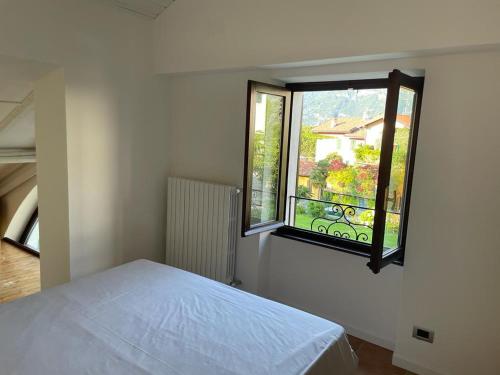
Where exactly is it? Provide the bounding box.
[0,260,357,375]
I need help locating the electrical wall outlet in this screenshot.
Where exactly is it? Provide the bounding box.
[412,326,434,343]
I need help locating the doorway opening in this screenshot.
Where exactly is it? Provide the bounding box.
[0,68,39,303]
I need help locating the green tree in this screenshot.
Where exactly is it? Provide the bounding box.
[251,95,283,191]
[250,95,283,222]
[309,153,337,198]
[326,160,378,201]
[310,159,329,195]
[296,185,311,198]
[389,128,410,197]
[326,166,358,196]
[299,126,323,158]
[354,145,379,164]
[307,201,325,218]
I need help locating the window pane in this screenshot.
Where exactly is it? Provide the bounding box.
[250,92,284,226]
[384,87,416,250]
[291,88,388,244]
[25,219,40,252]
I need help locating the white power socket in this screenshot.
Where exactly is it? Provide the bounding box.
[412,326,434,343]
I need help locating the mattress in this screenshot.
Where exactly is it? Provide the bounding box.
[0,259,357,374]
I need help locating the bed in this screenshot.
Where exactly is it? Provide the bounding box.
[0,259,358,374]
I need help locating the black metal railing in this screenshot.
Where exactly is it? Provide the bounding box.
[314,190,401,211]
[288,196,376,244]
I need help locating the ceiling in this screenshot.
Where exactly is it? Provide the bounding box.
[0,54,53,160]
[0,99,35,149]
[105,0,175,19]
[0,88,35,151]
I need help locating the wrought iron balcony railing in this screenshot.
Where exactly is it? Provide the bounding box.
[288,195,376,244]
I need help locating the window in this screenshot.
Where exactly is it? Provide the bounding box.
[242,70,424,273]
[242,82,291,236]
[20,208,40,253]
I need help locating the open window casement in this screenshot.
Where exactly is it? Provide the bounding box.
[368,70,424,273]
[242,71,424,274]
[241,81,291,236]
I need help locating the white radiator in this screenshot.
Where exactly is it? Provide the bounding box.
[166,177,239,284]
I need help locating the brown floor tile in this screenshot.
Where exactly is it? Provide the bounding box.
[347,334,365,352]
[0,240,40,304]
[347,335,415,375]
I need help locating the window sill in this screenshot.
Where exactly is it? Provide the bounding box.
[272,226,403,266]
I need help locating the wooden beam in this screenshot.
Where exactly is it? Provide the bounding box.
[0,91,34,133]
[0,163,36,197]
[0,149,36,163]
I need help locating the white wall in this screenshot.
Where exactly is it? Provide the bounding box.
[165,69,275,293]
[164,68,404,349]
[154,0,500,74]
[155,4,500,372]
[268,236,403,349]
[0,0,168,281]
[163,49,500,375]
[34,69,71,288]
[391,51,500,375]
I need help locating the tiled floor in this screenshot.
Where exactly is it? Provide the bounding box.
[0,240,40,303]
[348,335,415,375]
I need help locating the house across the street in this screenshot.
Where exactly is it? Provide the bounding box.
[312,115,411,163]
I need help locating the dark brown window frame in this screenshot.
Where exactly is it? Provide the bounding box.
[242,71,424,274]
[242,81,291,236]
[3,207,40,258]
[369,71,425,272]
[19,207,39,247]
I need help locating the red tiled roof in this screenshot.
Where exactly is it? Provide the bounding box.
[311,117,368,135]
[362,114,411,129]
[347,128,367,140]
[298,158,316,176]
[396,114,411,127]
[312,114,412,137]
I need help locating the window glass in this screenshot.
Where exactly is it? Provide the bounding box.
[291,88,388,245]
[25,218,40,252]
[250,92,284,226]
[383,87,416,250]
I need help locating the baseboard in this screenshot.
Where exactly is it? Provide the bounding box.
[340,322,395,350]
[266,295,396,351]
[392,354,445,375]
